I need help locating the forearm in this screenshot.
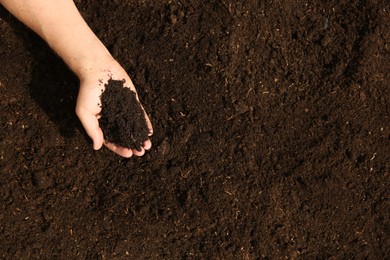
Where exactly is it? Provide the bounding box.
[0,0,111,78]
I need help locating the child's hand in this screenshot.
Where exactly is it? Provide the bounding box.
[75,58,153,158]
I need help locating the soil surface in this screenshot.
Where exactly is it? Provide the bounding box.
[99,78,149,151]
[1,0,389,258]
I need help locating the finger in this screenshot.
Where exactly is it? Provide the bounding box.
[132,147,145,157]
[105,142,133,158]
[76,108,104,150]
[144,113,154,136]
[139,106,153,136]
[143,139,152,150]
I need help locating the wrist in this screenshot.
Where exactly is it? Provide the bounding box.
[74,50,114,81]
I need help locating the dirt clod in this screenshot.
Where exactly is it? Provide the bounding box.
[99,79,149,151]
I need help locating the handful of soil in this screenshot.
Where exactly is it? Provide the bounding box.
[98,79,149,151]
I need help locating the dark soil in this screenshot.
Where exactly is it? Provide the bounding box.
[99,78,149,151]
[1,0,389,258]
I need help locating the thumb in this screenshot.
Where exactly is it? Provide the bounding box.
[76,108,104,150]
[90,127,104,150]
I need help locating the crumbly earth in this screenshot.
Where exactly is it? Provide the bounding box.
[99,78,149,151]
[0,0,389,258]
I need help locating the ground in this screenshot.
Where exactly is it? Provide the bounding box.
[0,0,389,258]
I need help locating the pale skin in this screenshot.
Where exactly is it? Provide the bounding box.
[0,0,153,158]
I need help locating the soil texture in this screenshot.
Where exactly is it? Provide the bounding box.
[99,78,149,151]
[0,0,389,258]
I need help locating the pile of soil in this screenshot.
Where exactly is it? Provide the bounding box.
[99,78,149,151]
[0,0,389,258]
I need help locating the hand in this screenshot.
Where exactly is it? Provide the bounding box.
[75,58,153,158]
[0,0,153,157]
